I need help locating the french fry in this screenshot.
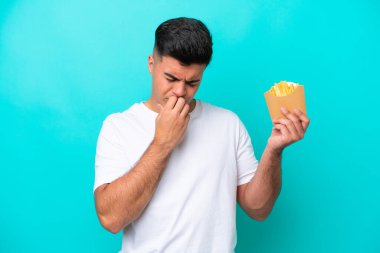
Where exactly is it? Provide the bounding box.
[264,81,306,119]
[269,81,299,96]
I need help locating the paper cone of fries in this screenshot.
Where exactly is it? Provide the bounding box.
[264,81,307,119]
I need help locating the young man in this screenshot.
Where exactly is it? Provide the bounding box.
[94,17,310,252]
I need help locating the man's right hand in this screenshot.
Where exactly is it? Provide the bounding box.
[95,96,190,233]
[153,96,191,151]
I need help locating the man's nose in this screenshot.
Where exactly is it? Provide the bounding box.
[172,81,186,97]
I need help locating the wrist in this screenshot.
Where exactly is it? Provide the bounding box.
[265,144,283,157]
[151,139,174,156]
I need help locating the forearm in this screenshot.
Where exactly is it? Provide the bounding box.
[95,141,172,233]
[244,146,282,217]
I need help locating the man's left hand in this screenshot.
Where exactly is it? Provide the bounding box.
[267,107,310,153]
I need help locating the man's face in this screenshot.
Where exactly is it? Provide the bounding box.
[147,52,206,112]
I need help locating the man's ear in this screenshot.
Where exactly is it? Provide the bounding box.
[148,55,154,74]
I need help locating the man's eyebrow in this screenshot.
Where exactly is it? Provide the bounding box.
[164,72,200,83]
[164,72,180,80]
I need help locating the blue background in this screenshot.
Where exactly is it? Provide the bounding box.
[1,0,379,252]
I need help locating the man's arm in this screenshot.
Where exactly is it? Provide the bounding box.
[94,97,190,234]
[238,107,310,221]
[94,141,172,234]
[237,147,282,221]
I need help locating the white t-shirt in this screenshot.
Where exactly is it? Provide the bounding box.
[94,100,259,253]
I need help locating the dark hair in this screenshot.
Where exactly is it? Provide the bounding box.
[154,17,213,65]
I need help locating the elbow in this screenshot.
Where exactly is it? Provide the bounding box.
[249,212,270,222]
[94,186,127,234]
[98,214,123,234]
[245,204,272,222]
[244,195,278,222]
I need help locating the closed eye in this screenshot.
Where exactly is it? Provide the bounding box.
[165,73,200,87]
[186,81,199,87]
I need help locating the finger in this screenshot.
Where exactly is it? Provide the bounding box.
[184,114,190,127]
[173,97,186,113]
[280,107,304,137]
[273,123,290,137]
[180,103,190,118]
[273,117,299,140]
[293,109,310,131]
[165,96,178,110]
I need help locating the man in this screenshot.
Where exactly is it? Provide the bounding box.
[94,17,310,252]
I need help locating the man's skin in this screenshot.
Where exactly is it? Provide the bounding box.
[94,51,310,233]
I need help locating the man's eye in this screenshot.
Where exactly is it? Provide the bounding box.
[187,82,199,87]
[166,79,175,82]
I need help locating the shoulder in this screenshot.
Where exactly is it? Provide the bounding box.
[101,103,141,129]
[200,101,240,123]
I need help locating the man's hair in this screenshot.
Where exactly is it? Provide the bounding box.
[154,17,213,66]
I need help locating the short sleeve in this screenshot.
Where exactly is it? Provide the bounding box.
[236,118,259,186]
[93,116,131,192]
